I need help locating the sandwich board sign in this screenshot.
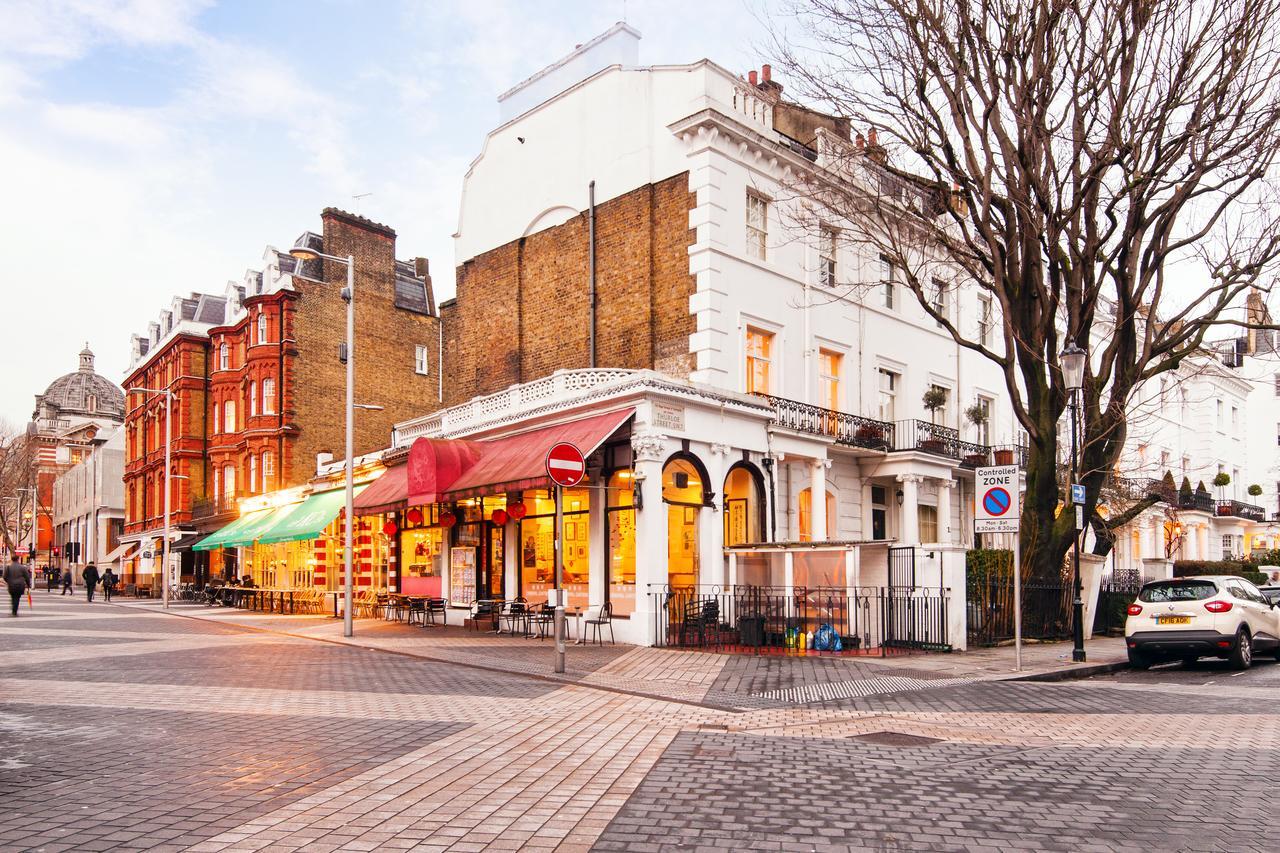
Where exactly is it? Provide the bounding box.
[975,465,1019,534]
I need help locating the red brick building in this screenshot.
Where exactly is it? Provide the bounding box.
[121,209,439,587]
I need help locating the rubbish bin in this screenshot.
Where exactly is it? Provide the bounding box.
[738,615,765,647]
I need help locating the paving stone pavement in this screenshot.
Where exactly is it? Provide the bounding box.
[1,590,1277,851]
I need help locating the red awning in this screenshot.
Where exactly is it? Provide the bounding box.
[353,462,409,515]
[407,436,485,505]
[443,408,635,499]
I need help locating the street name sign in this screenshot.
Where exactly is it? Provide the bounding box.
[975,465,1020,533]
[545,442,587,488]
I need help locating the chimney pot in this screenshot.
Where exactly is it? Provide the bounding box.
[855,133,865,149]
[868,128,878,146]
[748,70,758,85]
[761,64,771,82]
[414,257,430,278]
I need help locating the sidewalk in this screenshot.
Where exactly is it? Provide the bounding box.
[112,598,1129,710]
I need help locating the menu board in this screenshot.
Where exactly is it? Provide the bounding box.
[449,547,476,607]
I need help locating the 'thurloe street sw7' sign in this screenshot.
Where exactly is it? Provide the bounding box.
[975,465,1020,534]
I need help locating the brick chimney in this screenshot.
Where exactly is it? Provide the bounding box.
[864,127,888,164]
[756,63,784,101]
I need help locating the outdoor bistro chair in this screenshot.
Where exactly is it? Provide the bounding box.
[500,598,530,636]
[424,598,447,627]
[677,598,707,646]
[469,599,500,631]
[529,602,555,639]
[584,601,615,645]
[405,596,427,627]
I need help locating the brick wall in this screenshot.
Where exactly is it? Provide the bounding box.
[291,209,441,485]
[442,173,696,406]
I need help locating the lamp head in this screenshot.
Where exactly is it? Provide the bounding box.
[1060,342,1087,392]
[287,245,321,262]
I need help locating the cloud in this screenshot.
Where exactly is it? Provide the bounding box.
[0,0,208,60]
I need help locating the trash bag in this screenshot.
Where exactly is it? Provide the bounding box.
[813,623,836,651]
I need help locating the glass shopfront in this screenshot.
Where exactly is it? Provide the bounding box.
[399,505,447,597]
[519,487,590,610]
[606,470,636,616]
[663,457,703,589]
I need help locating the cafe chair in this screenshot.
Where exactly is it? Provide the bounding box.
[405,597,427,627]
[500,598,529,636]
[529,602,555,639]
[585,601,615,645]
[425,598,447,627]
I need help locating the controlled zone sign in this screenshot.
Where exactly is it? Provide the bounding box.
[975,465,1020,533]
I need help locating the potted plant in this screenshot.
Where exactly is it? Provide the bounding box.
[854,423,886,449]
[1213,472,1231,514]
[1158,470,1177,502]
[920,386,948,452]
[1248,483,1263,501]
[1178,476,1193,507]
[993,447,1015,465]
[963,403,990,465]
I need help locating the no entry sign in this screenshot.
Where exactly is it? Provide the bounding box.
[545,442,586,488]
[975,465,1019,533]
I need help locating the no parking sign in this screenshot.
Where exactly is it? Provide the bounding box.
[975,465,1019,533]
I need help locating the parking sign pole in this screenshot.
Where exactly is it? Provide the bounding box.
[1013,532,1022,672]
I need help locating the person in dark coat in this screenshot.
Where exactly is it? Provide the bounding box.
[61,566,74,595]
[101,567,118,602]
[2,555,32,616]
[82,563,100,603]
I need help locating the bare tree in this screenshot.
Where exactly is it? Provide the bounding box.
[772,0,1280,580]
[0,420,36,554]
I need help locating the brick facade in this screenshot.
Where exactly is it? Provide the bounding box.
[290,210,441,485]
[122,336,210,536]
[441,173,696,406]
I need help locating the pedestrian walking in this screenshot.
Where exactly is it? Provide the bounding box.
[101,567,117,602]
[2,554,32,617]
[82,562,100,603]
[61,567,74,595]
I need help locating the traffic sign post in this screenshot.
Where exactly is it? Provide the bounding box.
[975,465,1022,670]
[545,442,586,674]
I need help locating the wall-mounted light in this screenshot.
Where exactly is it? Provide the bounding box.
[633,471,646,512]
[896,490,904,506]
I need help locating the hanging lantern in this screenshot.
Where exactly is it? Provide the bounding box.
[491,509,509,526]
[508,501,527,520]
[439,510,457,528]
[405,507,423,526]
[382,520,398,537]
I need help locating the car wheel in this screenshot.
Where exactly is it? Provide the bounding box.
[1128,648,1151,670]
[1228,627,1253,671]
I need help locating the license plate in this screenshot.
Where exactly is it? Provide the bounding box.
[1156,616,1190,625]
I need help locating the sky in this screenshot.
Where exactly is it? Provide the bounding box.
[0,0,771,425]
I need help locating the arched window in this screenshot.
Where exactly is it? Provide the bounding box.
[662,454,709,589]
[723,463,765,546]
[249,381,258,417]
[219,343,229,370]
[256,312,268,345]
[798,487,836,541]
[262,451,274,489]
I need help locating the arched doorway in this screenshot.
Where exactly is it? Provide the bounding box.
[663,454,707,589]
[723,462,765,546]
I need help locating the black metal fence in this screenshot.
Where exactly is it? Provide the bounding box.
[648,585,952,654]
[1093,577,1142,636]
[966,580,1074,646]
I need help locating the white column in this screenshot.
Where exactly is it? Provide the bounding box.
[1197,523,1209,560]
[588,492,606,608]
[936,478,955,544]
[810,458,829,540]
[1148,516,1163,559]
[630,434,668,645]
[897,474,922,545]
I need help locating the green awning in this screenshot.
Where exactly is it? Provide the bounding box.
[257,486,366,545]
[192,508,273,552]
[227,503,302,547]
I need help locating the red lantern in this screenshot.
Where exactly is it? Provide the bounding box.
[491,509,509,526]
[508,501,527,520]
[439,510,457,528]
[382,520,398,537]
[405,507,424,526]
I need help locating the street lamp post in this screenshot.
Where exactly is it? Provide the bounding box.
[16,487,36,564]
[1060,342,1088,664]
[128,387,173,609]
[288,244,358,638]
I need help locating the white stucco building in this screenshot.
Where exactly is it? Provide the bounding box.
[52,426,125,570]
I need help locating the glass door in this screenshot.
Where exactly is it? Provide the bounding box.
[483,523,505,600]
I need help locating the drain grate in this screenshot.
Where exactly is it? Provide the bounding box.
[849,730,944,747]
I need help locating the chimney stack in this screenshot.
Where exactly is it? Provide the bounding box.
[748,69,758,85]
[761,63,771,82]
[865,127,888,164]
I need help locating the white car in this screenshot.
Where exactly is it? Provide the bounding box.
[1124,575,1280,670]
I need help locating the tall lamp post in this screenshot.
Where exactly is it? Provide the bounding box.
[16,487,36,563]
[1060,342,1088,663]
[128,387,174,609]
[287,243,359,638]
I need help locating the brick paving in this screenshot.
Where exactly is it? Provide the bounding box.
[1,590,1276,851]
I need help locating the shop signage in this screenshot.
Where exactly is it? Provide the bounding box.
[545,442,586,488]
[653,401,685,432]
[975,465,1019,534]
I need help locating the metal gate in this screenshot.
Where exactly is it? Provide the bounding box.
[888,545,916,586]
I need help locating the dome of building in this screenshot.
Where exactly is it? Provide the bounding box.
[35,346,125,420]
